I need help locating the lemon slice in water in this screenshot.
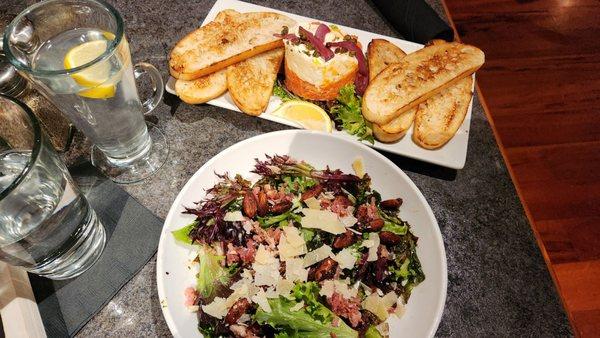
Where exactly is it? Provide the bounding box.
[271,100,333,132]
[64,39,115,99]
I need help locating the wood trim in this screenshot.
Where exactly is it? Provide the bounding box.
[0,262,46,338]
[440,0,577,332]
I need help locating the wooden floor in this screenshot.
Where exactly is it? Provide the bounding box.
[442,0,600,336]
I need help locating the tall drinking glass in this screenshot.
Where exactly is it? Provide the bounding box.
[0,94,105,280]
[3,0,168,184]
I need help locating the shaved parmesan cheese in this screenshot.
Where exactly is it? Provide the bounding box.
[361,282,372,296]
[366,233,380,262]
[319,279,358,299]
[253,263,280,286]
[285,257,309,282]
[362,240,374,248]
[320,280,334,298]
[278,234,308,261]
[290,301,305,312]
[394,299,406,318]
[224,210,245,222]
[242,220,253,233]
[283,226,306,248]
[300,208,346,234]
[382,291,398,308]
[229,276,255,301]
[304,197,321,209]
[252,289,272,313]
[187,305,199,312]
[376,322,390,337]
[303,244,333,267]
[254,245,274,265]
[252,245,281,287]
[238,314,251,323]
[334,248,357,270]
[361,291,398,321]
[352,157,365,178]
[202,297,228,319]
[340,214,358,227]
[265,287,279,299]
[276,279,295,297]
[320,191,335,200]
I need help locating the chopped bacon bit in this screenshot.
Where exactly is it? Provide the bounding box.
[184,287,198,306]
[226,243,241,265]
[252,186,261,197]
[330,195,353,217]
[333,265,342,280]
[238,239,257,264]
[327,292,363,327]
[320,199,331,209]
[267,227,282,244]
[356,199,380,223]
[252,223,277,249]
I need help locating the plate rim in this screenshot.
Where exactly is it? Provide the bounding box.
[156,129,448,338]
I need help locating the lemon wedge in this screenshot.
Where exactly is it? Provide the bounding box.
[64,39,116,99]
[271,100,333,132]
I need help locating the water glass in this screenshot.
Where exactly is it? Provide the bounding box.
[0,95,105,280]
[3,0,168,184]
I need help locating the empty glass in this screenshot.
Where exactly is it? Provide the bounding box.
[0,94,105,280]
[3,0,168,184]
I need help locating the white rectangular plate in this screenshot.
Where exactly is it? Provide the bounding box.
[166,0,474,169]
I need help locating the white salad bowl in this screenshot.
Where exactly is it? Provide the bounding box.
[157,130,447,337]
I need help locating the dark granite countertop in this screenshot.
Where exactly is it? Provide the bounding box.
[1,0,571,336]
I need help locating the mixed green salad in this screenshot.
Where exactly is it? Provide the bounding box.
[173,155,424,337]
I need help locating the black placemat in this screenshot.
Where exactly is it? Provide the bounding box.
[28,163,163,337]
[370,0,454,43]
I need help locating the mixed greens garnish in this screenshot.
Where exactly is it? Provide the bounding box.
[174,155,424,337]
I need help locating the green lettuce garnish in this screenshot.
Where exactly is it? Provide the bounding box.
[255,282,358,337]
[171,222,196,244]
[255,297,358,338]
[382,221,408,235]
[273,79,299,102]
[330,84,374,143]
[365,325,383,338]
[196,244,232,300]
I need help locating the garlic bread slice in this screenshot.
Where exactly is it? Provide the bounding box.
[413,76,473,149]
[175,69,227,104]
[169,10,295,80]
[227,48,284,116]
[367,39,406,81]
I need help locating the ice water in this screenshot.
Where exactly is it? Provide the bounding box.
[0,150,94,270]
[31,28,150,162]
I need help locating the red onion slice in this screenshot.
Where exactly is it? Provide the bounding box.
[273,33,300,43]
[315,23,331,42]
[327,41,369,94]
[299,26,334,61]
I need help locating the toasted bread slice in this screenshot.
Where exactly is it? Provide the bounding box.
[372,123,405,143]
[227,48,284,116]
[413,76,473,149]
[169,10,295,80]
[362,42,484,125]
[367,39,406,81]
[379,108,417,135]
[175,69,227,104]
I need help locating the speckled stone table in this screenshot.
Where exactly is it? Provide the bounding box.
[1,0,572,336]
